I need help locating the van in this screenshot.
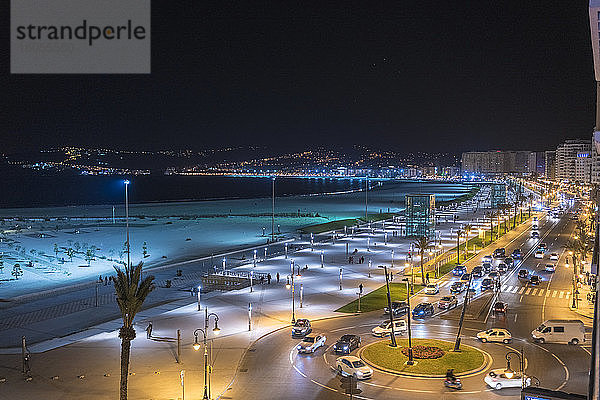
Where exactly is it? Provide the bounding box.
[531,320,585,345]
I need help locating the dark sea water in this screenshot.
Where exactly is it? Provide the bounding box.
[0,164,470,210]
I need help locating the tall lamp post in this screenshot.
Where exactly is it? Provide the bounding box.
[271,177,275,243]
[402,277,414,365]
[286,275,296,324]
[124,180,131,269]
[504,349,526,389]
[378,265,396,347]
[193,310,220,400]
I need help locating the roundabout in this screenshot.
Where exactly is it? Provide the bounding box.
[359,338,489,377]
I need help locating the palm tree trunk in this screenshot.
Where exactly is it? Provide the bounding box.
[420,250,425,283]
[120,337,132,400]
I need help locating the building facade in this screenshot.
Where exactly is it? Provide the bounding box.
[461,151,531,175]
[545,151,556,180]
[555,139,591,182]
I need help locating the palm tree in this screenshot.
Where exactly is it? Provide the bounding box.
[563,239,581,274]
[485,211,495,243]
[413,236,434,283]
[113,262,155,400]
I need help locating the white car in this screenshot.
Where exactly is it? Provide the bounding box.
[336,355,373,380]
[476,328,512,344]
[544,264,555,272]
[425,283,439,295]
[484,368,531,390]
[296,334,326,353]
[534,251,544,259]
[549,253,559,261]
[371,320,407,337]
[482,255,493,264]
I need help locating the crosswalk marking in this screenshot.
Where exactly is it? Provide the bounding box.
[502,284,508,292]
[518,287,525,294]
[552,290,557,298]
[511,286,519,293]
[538,289,544,296]
[525,288,532,295]
[531,288,538,296]
[566,292,570,299]
[559,291,564,298]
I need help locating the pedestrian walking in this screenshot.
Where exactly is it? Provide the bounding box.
[267,273,271,284]
[426,272,430,284]
[104,276,108,286]
[276,272,280,283]
[359,283,363,294]
[146,322,153,339]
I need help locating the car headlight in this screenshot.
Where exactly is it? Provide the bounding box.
[297,345,301,349]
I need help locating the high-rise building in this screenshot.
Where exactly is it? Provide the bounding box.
[555,139,591,181]
[527,151,545,176]
[461,151,531,175]
[545,151,556,180]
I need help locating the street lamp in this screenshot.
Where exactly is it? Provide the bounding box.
[368,259,372,278]
[504,349,526,389]
[378,265,397,347]
[222,258,226,272]
[391,249,394,268]
[123,180,131,270]
[320,250,324,268]
[193,310,220,400]
[271,177,275,243]
[339,268,343,290]
[287,274,296,324]
[253,249,257,267]
[402,277,414,365]
[285,243,288,259]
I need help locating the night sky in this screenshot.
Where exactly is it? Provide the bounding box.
[0,1,596,154]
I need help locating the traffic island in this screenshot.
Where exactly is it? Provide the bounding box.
[360,339,489,377]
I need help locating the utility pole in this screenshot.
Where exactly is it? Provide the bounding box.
[453,275,473,351]
[380,265,396,347]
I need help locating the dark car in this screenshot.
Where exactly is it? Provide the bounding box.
[488,271,499,280]
[291,319,312,337]
[493,248,506,258]
[493,301,508,314]
[497,263,507,274]
[481,278,494,291]
[438,295,458,309]
[518,269,529,279]
[460,273,471,282]
[452,265,467,276]
[504,257,514,268]
[482,262,492,273]
[472,266,484,278]
[412,302,435,318]
[531,231,540,239]
[512,249,522,259]
[384,301,409,317]
[529,275,541,285]
[333,334,361,354]
[450,281,466,293]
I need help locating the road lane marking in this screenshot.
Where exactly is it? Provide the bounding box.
[511,286,519,293]
[552,290,557,298]
[518,287,525,294]
[559,291,564,298]
[531,288,537,296]
[566,292,570,299]
[538,289,544,296]
[502,284,508,291]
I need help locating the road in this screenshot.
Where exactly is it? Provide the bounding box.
[226,208,592,400]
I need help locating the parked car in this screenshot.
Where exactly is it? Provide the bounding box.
[545,264,556,272]
[531,320,586,345]
[450,282,466,293]
[512,249,522,259]
[549,253,559,261]
[460,273,471,282]
[493,301,508,314]
[297,334,326,353]
[384,301,409,316]
[472,266,484,277]
[534,250,544,259]
[485,369,531,390]
[333,334,361,354]
[497,263,507,274]
[529,275,541,285]
[291,319,312,337]
[477,328,512,343]
[336,356,373,379]
[481,278,494,291]
[518,269,529,279]
[482,255,493,264]
[438,295,458,309]
[372,320,407,337]
[412,302,435,318]
[452,265,467,276]
[425,284,439,295]
[482,262,492,273]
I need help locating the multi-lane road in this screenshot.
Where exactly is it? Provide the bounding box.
[226,209,593,399]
